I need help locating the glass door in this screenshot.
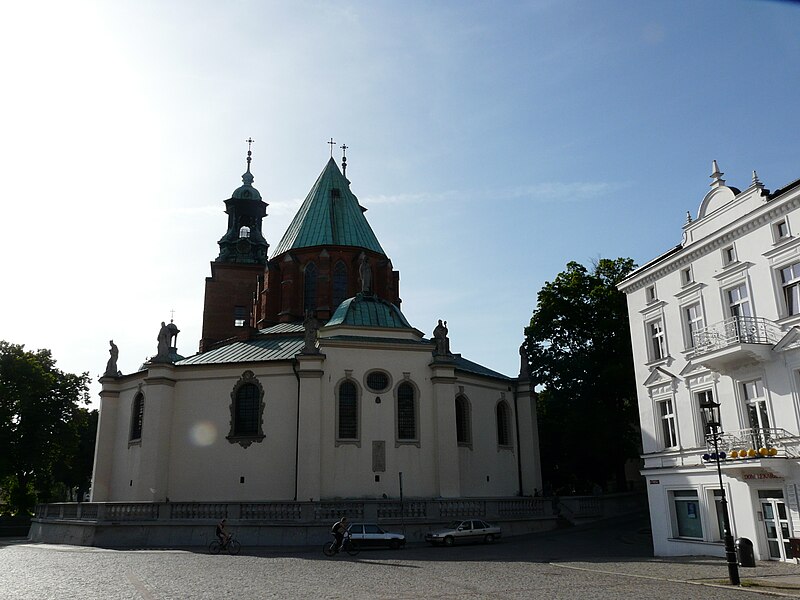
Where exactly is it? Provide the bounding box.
[761,496,792,560]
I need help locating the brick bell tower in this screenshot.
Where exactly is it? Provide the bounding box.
[200,140,268,352]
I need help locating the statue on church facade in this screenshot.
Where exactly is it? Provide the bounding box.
[359,254,372,294]
[432,319,451,356]
[156,322,171,360]
[104,340,120,377]
[302,310,320,354]
[519,342,530,379]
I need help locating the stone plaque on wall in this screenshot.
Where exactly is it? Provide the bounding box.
[372,440,386,472]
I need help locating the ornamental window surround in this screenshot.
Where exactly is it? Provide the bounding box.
[657,398,678,449]
[779,262,800,317]
[396,381,419,444]
[646,318,667,362]
[129,392,144,443]
[455,394,472,447]
[496,400,512,448]
[683,303,704,349]
[227,370,266,448]
[337,379,360,444]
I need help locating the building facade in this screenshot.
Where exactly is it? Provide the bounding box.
[620,163,800,561]
[91,152,542,505]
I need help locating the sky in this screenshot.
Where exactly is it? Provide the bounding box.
[1,0,799,406]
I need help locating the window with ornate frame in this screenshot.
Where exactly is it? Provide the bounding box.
[646,318,667,362]
[496,400,512,447]
[337,379,359,443]
[455,395,472,447]
[129,392,144,442]
[779,261,800,317]
[396,382,418,443]
[657,398,678,448]
[227,370,266,448]
[365,369,391,393]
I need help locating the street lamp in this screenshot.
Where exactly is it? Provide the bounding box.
[700,397,740,586]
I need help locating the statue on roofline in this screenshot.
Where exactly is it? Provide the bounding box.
[104,339,121,377]
[432,319,450,356]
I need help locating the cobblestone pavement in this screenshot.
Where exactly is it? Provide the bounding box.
[3,517,800,599]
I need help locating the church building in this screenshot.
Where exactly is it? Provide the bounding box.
[91,147,542,504]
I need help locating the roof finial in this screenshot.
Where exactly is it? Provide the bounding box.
[710,160,725,189]
[328,137,336,158]
[245,137,254,172]
[340,143,348,177]
[685,211,693,224]
[170,308,175,323]
[752,170,764,188]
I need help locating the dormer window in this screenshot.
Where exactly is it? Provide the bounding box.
[239,226,251,239]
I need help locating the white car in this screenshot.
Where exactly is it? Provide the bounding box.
[425,519,501,546]
[347,523,406,549]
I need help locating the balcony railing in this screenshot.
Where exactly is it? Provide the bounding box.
[690,316,783,357]
[706,427,800,458]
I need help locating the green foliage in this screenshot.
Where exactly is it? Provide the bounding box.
[0,341,95,514]
[524,258,638,493]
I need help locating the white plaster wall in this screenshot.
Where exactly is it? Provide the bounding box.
[166,365,299,501]
[97,346,534,502]
[317,343,438,498]
[456,379,520,497]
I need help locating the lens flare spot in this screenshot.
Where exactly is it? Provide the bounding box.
[190,421,217,446]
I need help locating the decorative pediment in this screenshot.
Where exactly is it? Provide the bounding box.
[643,366,679,388]
[773,327,800,353]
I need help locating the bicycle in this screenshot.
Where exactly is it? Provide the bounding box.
[209,533,241,555]
[323,531,359,557]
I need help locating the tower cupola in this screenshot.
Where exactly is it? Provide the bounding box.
[216,139,269,265]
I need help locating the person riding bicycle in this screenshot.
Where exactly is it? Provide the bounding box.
[330,516,348,553]
[216,518,231,547]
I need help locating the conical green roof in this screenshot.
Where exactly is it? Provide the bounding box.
[271,158,385,257]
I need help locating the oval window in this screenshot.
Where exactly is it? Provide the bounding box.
[366,371,390,393]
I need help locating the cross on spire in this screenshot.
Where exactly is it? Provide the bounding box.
[328,137,336,157]
[245,137,254,170]
[340,143,348,177]
[170,308,175,323]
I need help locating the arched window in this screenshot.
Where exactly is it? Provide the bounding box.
[455,395,471,446]
[129,393,144,441]
[496,401,511,447]
[338,380,358,440]
[397,382,417,441]
[227,371,265,447]
[332,261,348,310]
[304,262,318,312]
[238,225,250,239]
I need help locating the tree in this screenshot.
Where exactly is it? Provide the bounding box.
[0,341,92,513]
[524,258,638,493]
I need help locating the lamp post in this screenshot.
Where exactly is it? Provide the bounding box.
[700,397,740,586]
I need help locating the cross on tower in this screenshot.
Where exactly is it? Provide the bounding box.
[328,138,336,157]
[340,144,348,177]
[245,138,254,168]
[170,308,175,323]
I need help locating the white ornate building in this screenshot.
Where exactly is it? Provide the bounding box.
[619,163,800,561]
[91,151,542,506]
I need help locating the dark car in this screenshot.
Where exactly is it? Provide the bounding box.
[347,523,406,549]
[425,519,501,546]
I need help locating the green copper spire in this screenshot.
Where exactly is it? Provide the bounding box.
[272,158,385,257]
